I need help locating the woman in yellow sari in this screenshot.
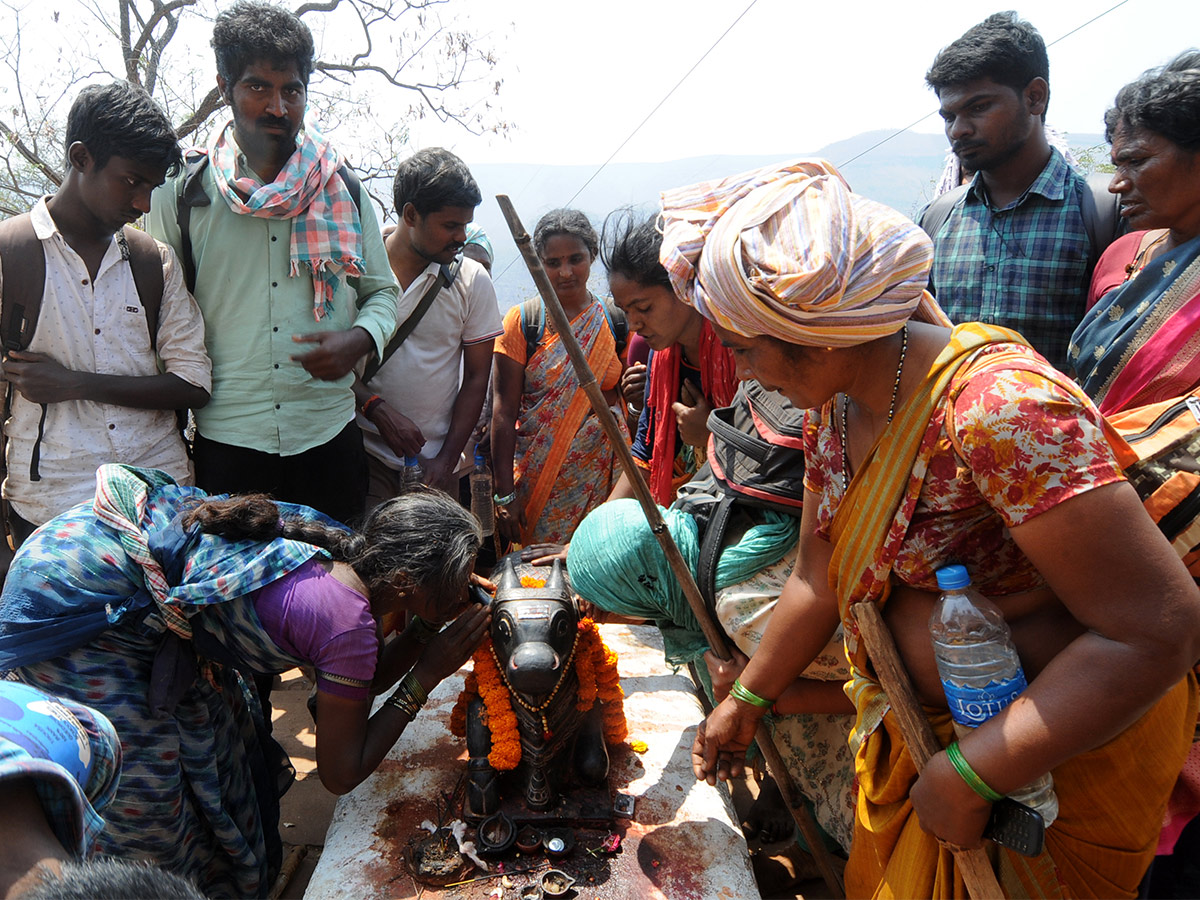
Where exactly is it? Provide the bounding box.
[671,160,1200,898]
[491,209,627,547]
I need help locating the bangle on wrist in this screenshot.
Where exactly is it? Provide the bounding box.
[730,678,773,710]
[493,490,516,507]
[401,670,429,705]
[385,671,429,719]
[945,741,1004,803]
[360,393,385,419]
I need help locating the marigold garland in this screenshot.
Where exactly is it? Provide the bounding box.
[450,615,629,769]
[449,640,522,770]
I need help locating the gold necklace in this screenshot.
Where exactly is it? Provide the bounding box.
[840,324,908,491]
[491,638,580,741]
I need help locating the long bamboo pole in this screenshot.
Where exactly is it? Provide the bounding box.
[497,195,845,898]
[852,603,1004,898]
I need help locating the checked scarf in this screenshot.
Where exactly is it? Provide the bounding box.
[210,118,364,321]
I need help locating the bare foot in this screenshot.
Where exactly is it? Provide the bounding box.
[741,776,793,844]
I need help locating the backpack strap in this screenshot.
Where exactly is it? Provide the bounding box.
[0,213,46,352]
[696,492,736,618]
[121,226,165,352]
[520,297,544,362]
[362,259,460,384]
[177,152,367,298]
[336,164,363,216]
[604,298,629,358]
[0,212,47,503]
[176,150,211,295]
[1079,172,1122,274]
[917,183,969,242]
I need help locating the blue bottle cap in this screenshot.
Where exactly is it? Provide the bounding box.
[935,564,970,590]
[474,444,486,464]
[404,455,419,467]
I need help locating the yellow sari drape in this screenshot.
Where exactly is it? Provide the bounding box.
[827,323,1198,898]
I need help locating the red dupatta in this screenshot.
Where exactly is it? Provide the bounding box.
[646,319,738,504]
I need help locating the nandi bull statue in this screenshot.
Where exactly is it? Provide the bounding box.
[455,558,624,817]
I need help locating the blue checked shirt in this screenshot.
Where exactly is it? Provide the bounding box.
[929,148,1091,371]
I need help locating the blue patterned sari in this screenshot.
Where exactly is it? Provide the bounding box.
[0,466,340,898]
[1070,233,1200,414]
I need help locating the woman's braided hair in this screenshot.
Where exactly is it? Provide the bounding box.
[182,488,482,605]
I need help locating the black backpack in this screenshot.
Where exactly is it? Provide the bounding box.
[671,379,807,612]
[519,295,629,361]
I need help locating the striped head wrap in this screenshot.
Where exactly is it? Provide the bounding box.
[659,158,948,348]
[464,223,494,265]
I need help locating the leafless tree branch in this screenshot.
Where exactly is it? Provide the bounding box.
[0,0,505,213]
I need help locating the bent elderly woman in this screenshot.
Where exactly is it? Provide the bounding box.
[673,161,1200,898]
[0,465,489,898]
[1070,50,1200,413]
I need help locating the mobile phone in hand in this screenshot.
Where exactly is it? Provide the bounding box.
[984,797,1045,857]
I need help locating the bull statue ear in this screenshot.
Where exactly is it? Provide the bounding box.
[546,558,566,597]
[497,558,520,595]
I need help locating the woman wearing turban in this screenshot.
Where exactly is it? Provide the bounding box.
[674,160,1200,898]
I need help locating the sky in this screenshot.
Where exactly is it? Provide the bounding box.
[401,0,1199,167]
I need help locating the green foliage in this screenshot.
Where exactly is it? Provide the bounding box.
[1071,143,1116,176]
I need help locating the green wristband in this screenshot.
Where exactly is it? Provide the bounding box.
[730,678,773,710]
[945,741,1003,803]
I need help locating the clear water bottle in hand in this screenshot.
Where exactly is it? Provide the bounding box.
[469,444,494,537]
[400,455,424,493]
[930,564,1058,826]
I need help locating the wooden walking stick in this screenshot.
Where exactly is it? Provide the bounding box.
[852,602,1005,899]
[497,195,845,898]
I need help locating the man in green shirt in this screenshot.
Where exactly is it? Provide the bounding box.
[148,1,398,525]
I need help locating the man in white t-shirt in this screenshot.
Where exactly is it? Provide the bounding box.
[355,148,501,502]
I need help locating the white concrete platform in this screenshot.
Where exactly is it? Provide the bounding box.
[305,624,759,900]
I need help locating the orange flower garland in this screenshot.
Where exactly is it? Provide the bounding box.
[574,617,628,744]
[449,639,523,770]
[450,614,629,769]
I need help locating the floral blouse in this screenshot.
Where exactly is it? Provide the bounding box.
[804,344,1125,596]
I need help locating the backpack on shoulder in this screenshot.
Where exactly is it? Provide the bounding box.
[519,296,629,362]
[918,173,1123,273]
[1105,394,1200,576]
[0,213,166,479]
[0,212,165,573]
[671,379,807,612]
[175,150,363,295]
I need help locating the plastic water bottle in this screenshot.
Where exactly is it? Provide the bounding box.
[400,455,424,493]
[930,564,1058,826]
[469,444,494,537]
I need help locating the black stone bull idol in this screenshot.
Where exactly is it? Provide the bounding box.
[466,558,609,815]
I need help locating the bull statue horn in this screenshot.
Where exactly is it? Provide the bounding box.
[497,558,521,594]
[545,558,566,596]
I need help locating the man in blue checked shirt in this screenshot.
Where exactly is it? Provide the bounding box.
[920,12,1116,372]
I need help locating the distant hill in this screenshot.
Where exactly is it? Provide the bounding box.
[464,129,1106,310]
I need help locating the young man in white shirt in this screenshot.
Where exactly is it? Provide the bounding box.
[0,81,211,548]
[356,148,501,503]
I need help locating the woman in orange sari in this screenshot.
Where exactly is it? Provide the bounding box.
[672,159,1200,898]
[491,209,627,547]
